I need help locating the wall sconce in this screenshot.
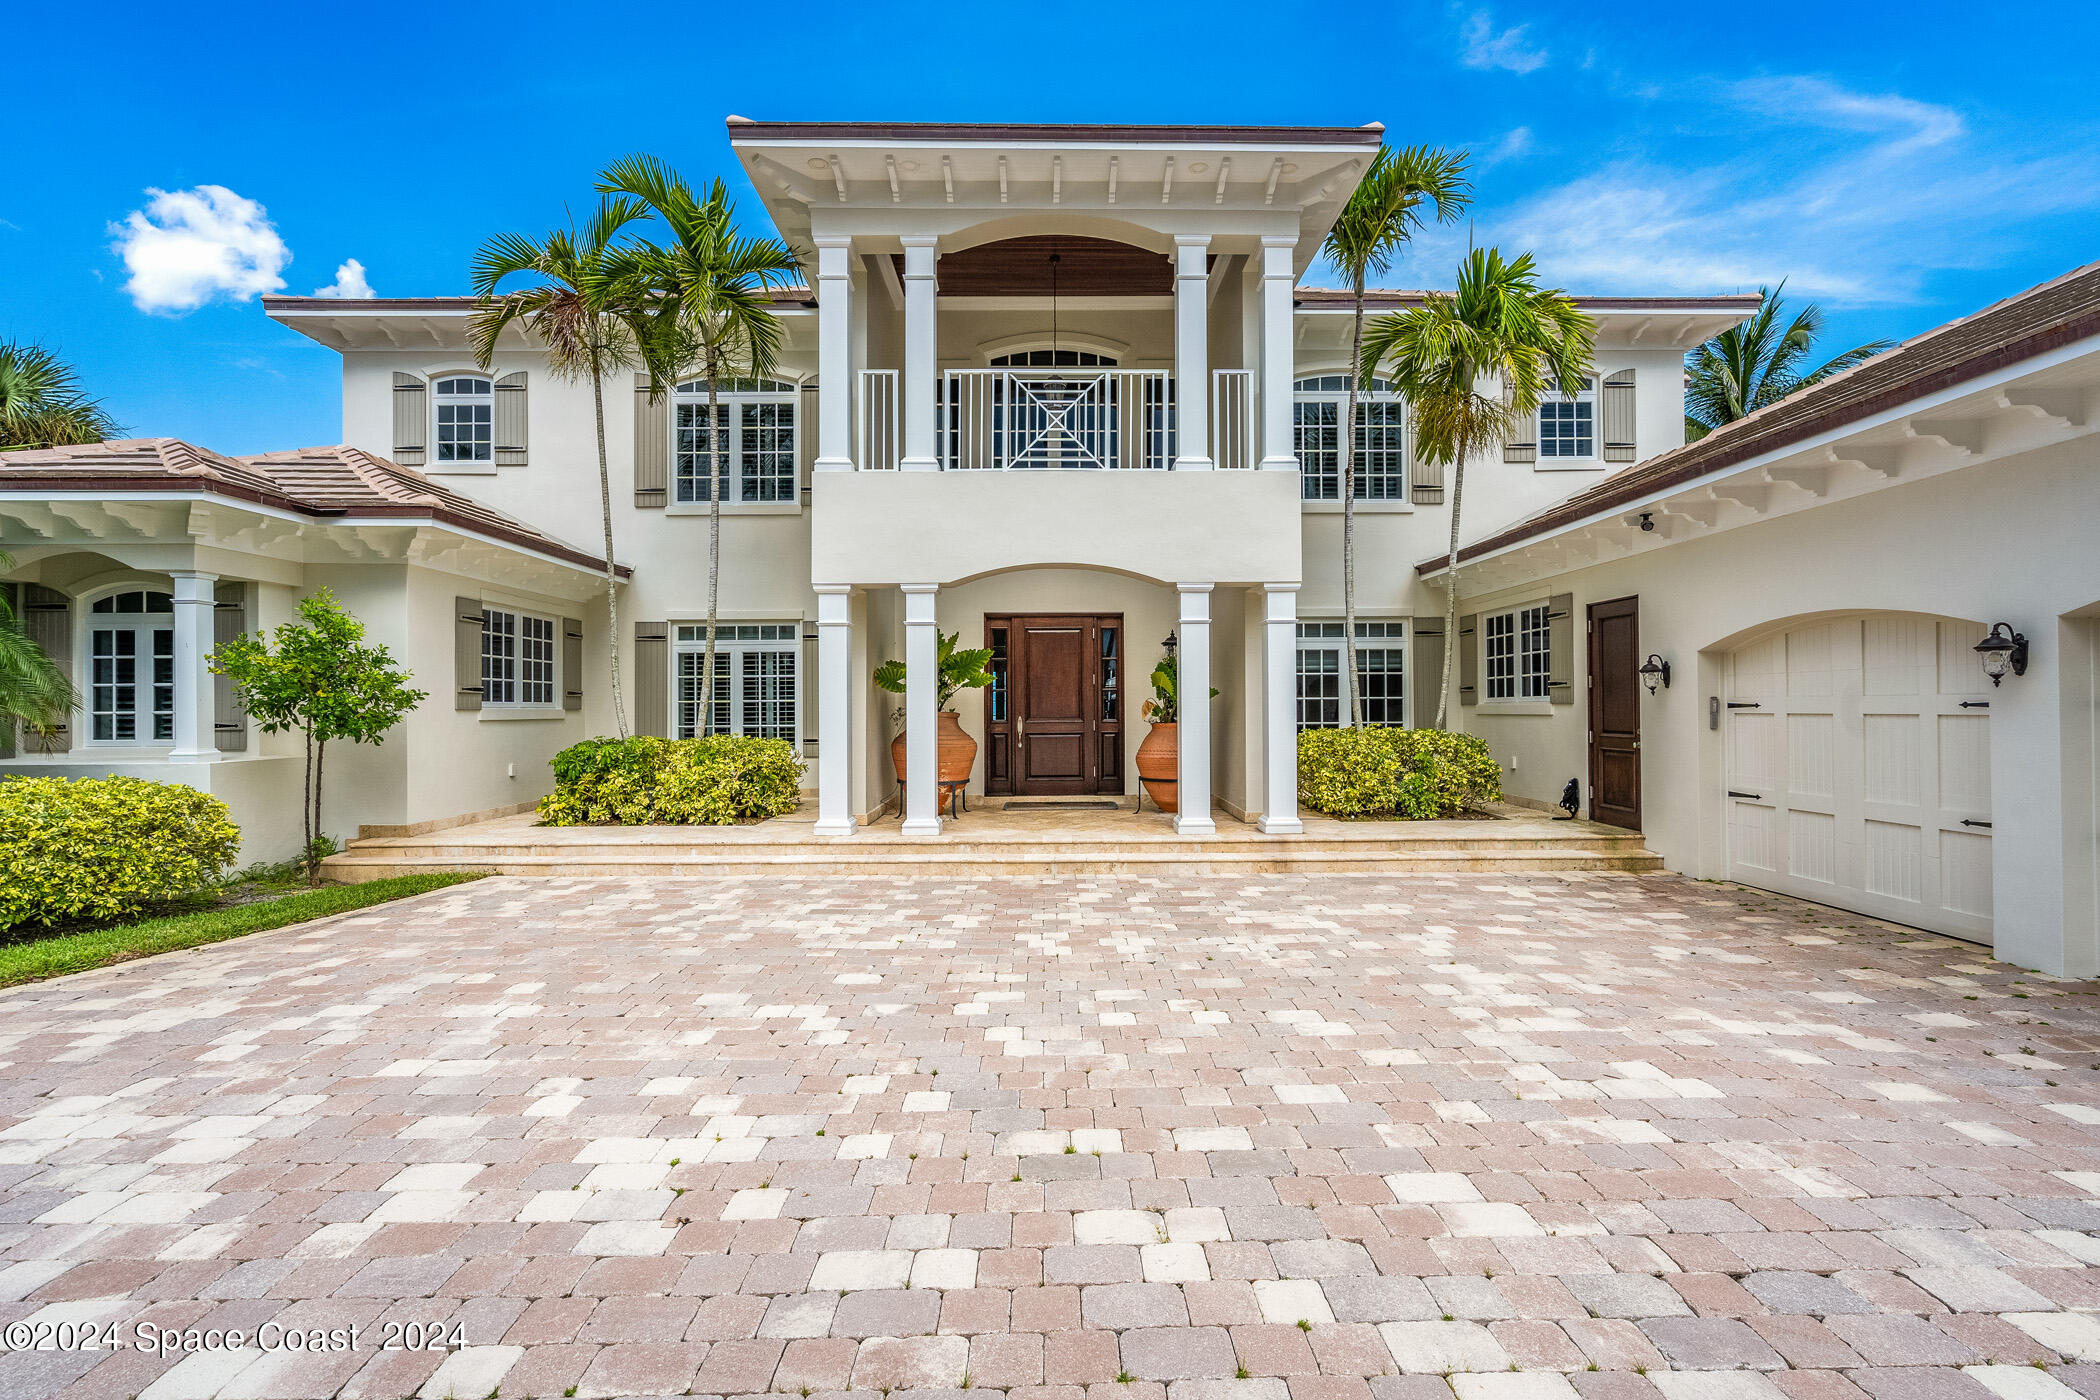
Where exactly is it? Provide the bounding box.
[1972,623,2028,686]
[1638,512,1656,532]
[1638,654,1672,694]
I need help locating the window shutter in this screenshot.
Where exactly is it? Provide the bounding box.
[495,371,529,465]
[455,597,484,712]
[634,374,668,508]
[1458,612,1479,707]
[797,383,819,497]
[22,585,72,752]
[1410,617,1444,730]
[1502,425,1536,464]
[1547,593,1576,706]
[1410,452,1445,506]
[213,582,249,752]
[393,373,427,465]
[1602,369,1636,463]
[634,621,669,736]
[562,616,584,711]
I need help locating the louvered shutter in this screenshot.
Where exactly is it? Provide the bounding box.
[1410,618,1445,729]
[213,582,249,752]
[495,371,529,465]
[797,383,819,498]
[1410,451,1445,506]
[22,585,71,752]
[634,374,668,508]
[1501,423,1536,464]
[1457,612,1479,708]
[392,373,427,464]
[1547,593,1575,706]
[455,597,484,712]
[562,616,584,712]
[1601,369,1636,463]
[634,621,669,736]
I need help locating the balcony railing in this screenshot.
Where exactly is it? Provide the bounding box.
[854,369,1251,470]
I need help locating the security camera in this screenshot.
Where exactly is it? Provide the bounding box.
[1638,512,1655,532]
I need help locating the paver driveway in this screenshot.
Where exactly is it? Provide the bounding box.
[4,873,2100,1400]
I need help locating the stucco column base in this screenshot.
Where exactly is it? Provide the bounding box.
[813,585,857,837]
[168,570,220,764]
[1174,582,1215,837]
[900,584,942,836]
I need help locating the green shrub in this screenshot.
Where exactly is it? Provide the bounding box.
[0,776,242,931]
[538,735,804,826]
[1296,727,1503,819]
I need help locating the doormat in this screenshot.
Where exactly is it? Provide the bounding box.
[1003,800,1121,811]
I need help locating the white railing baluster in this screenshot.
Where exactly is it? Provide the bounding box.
[857,370,899,470]
[930,369,1178,469]
[1210,369,1252,469]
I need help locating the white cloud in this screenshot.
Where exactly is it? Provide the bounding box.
[1459,10,1547,74]
[312,258,374,299]
[1481,126,1535,166]
[112,185,288,315]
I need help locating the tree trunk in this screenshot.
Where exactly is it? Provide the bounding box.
[591,349,628,738]
[1342,270,1364,727]
[1435,453,1466,731]
[301,728,316,883]
[700,359,722,736]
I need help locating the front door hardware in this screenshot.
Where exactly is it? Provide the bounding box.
[1960,819,1994,829]
[1959,700,1990,709]
[1726,701,1761,709]
[1727,790,1762,799]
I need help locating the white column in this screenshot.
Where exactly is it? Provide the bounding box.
[899,237,941,473]
[1259,236,1299,471]
[814,237,855,473]
[813,585,856,836]
[1172,235,1213,471]
[900,584,942,834]
[1259,584,1303,833]
[1175,583,1215,834]
[168,571,219,763]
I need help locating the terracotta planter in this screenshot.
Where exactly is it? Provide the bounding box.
[890,711,979,787]
[1134,721,1178,813]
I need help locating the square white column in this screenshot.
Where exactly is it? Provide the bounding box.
[814,237,855,473]
[1259,584,1304,834]
[168,571,219,763]
[1172,235,1213,471]
[900,584,942,834]
[813,585,856,836]
[899,237,941,473]
[1174,583,1215,835]
[1259,236,1300,472]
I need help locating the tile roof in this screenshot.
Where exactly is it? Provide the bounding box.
[1293,288,1765,311]
[1420,257,2100,574]
[0,439,628,576]
[724,119,1384,146]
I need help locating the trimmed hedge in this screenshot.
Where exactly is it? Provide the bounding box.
[1297,727,1503,819]
[538,735,804,826]
[0,776,242,931]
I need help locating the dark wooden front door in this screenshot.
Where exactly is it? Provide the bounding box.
[1587,595,1642,830]
[984,614,1123,796]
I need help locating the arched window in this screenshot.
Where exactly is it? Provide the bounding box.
[671,378,800,504]
[85,588,175,743]
[988,349,1118,368]
[433,376,494,464]
[1292,375,1408,502]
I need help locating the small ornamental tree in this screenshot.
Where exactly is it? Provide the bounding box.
[210,589,427,881]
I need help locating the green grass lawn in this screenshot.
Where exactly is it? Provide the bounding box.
[0,873,484,989]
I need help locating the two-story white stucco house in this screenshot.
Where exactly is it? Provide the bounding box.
[3,119,2095,973]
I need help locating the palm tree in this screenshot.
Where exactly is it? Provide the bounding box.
[1362,248,1595,728]
[0,553,75,738]
[597,155,799,733]
[470,197,649,737]
[1685,283,1890,440]
[0,342,119,450]
[1320,146,1470,726]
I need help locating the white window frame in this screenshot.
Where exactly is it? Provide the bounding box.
[482,607,559,710]
[433,375,495,465]
[1484,603,1552,703]
[80,587,176,746]
[1537,377,1598,464]
[673,623,801,745]
[1295,620,1407,730]
[1293,375,1408,503]
[672,378,800,506]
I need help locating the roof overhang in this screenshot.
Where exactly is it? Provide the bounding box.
[1294,293,1761,349]
[265,294,815,354]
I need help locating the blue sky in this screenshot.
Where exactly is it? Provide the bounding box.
[7,0,2096,454]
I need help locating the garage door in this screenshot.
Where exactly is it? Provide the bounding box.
[1725,615,1993,941]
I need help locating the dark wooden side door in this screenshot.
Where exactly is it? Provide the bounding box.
[985,614,1123,796]
[1587,595,1642,830]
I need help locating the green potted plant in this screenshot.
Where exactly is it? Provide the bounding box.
[875,630,994,788]
[1134,652,1213,814]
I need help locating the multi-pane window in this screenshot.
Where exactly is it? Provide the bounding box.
[482,608,556,707]
[1295,621,1406,729]
[674,378,798,504]
[1538,378,1596,459]
[674,623,799,743]
[87,590,174,743]
[1484,604,1552,701]
[1100,624,1120,724]
[434,376,494,463]
[1293,376,1407,500]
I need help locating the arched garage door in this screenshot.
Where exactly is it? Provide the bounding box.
[1724,614,1993,942]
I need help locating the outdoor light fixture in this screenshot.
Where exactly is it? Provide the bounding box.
[1973,622,2028,685]
[1639,653,1672,694]
[1638,512,1656,532]
[1161,631,1178,657]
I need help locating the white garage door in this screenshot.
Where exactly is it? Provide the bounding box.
[1725,615,1993,941]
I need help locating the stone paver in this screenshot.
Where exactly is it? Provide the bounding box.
[0,872,2096,1400]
